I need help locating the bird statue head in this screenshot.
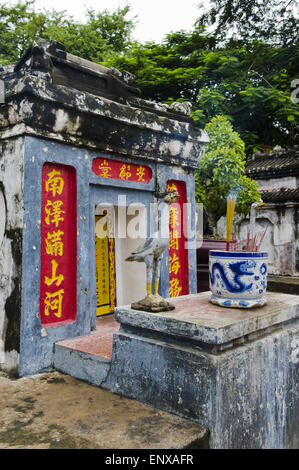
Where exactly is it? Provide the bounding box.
[251,199,265,211]
[163,190,180,204]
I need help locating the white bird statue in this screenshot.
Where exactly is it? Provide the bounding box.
[125,190,180,312]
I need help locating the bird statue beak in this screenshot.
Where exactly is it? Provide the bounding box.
[171,193,180,202]
[257,201,265,210]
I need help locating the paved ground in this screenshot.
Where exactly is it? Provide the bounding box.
[0,370,209,449]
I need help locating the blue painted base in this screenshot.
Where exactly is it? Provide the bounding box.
[210,294,266,308]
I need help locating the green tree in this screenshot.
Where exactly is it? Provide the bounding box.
[192,41,299,152]
[196,0,299,46]
[103,27,214,102]
[1,1,297,152]
[0,0,135,65]
[105,29,298,152]
[104,0,298,152]
[195,115,261,235]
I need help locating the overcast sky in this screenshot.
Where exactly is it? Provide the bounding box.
[6,0,210,43]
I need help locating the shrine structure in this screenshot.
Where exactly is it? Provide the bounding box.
[0,42,298,449]
[0,40,208,376]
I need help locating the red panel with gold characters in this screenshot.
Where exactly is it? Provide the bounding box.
[167,180,189,297]
[40,163,77,326]
[92,157,152,183]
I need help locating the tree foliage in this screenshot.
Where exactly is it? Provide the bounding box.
[0,0,135,65]
[196,0,299,46]
[0,0,298,154]
[195,115,261,233]
[105,25,298,152]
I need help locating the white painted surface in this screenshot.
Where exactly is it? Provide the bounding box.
[257,176,297,191]
[114,206,147,306]
[0,138,24,372]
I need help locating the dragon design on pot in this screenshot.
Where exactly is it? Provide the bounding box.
[210,260,257,294]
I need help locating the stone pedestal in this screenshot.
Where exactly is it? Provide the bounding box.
[109,291,299,449]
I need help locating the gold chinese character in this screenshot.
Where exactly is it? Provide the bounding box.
[169,252,181,275]
[45,169,64,197]
[98,160,112,178]
[136,166,145,182]
[45,230,64,256]
[169,229,179,250]
[169,278,182,298]
[45,259,64,287]
[167,183,178,192]
[45,200,65,227]
[169,206,180,230]
[119,164,131,180]
[44,289,64,318]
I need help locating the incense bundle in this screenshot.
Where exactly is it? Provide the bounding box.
[226,195,236,251]
[256,226,268,252]
[246,225,268,252]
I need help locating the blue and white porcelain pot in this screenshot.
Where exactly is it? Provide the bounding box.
[209,250,268,308]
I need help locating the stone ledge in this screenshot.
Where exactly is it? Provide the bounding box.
[0,76,208,168]
[114,291,299,346]
[267,275,299,295]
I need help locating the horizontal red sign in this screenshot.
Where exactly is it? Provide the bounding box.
[40,162,77,326]
[92,157,152,183]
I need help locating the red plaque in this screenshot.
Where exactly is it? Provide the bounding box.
[40,163,77,326]
[167,180,189,297]
[92,157,152,183]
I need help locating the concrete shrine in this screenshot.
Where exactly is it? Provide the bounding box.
[0,40,208,375]
[0,41,298,449]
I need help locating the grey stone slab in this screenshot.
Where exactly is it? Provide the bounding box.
[114,291,299,345]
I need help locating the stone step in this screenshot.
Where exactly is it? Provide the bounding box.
[53,314,119,386]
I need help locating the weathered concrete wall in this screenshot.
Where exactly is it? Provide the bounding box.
[213,323,299,449]
[0,75,208,170]
[19,136,92,376]
[0,137,24,373]
[257,176,297,191]
[11,135,199,376]
[109,325,299,448]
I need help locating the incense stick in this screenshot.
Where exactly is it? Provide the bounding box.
[226,195,236,251]
[246,226,250,251]
[252,234,257,252]
[256,226,268,252]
